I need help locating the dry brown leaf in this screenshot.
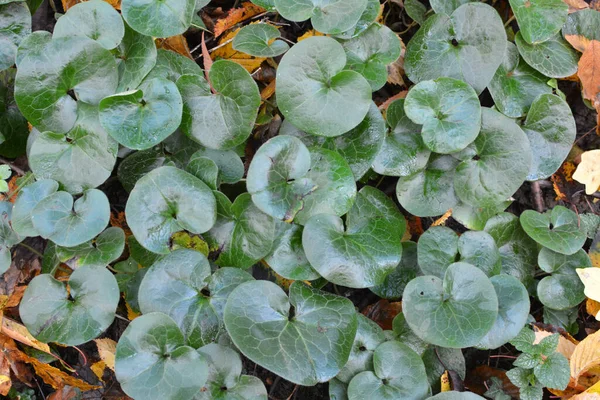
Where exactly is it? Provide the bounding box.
[297,30,324,42]
[533,325,578,360]
[378,90,408,111]
[6,285,26,308]
[109,211,131,237]
[464,365,520,397]
[573,150,600,195]
[579,41,600,102]
[156,36,193,60]
[0,336,12,396]
[361,299,402,330]
[211,28,265,73]
[572,330,600,383]
[213,2,266,37]
[1,317,52,355]
[95,338,116,371]
[563,0,590,13]
[47,386,81,400]
[260,80,276,102]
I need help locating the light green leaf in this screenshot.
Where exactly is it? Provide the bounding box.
[509,0,567,44]
[14,30,50,67]
[402,262,498,348]
[430,0,472,14]
[458,231,502,276]
[371,241,421,300]
[188,147,244,185]
[515,32,579,78]
[121,0,195,38]
[452,200,511,231]
[333,0,379,39]
[232,24,289,57]
[55,227,125,269]
[31,189,109,247]
[405,0,427,24]
[347,341,429,400]
[11,179,58,237]
[115,312,209,400]
[263,223,320,281]
[520,205,586,255]
[0,201,21,274]
[302,186,404,288]
[534,352,569,390]
[144,48,202,83]
[53,0,124,50]
[273,0,368,34]
[417,226,458,278]
[404,3,506,93]
[20,265,119,345]
[276,36,372,137]
[329,378,348,400]
[0,2,31,70]
[0,69,29,158]
[125,166,216,254]
[223,280,358,386]
[116,23,158,92]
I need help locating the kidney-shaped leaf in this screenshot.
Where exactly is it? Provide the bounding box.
[232,24,289,57]
[31,189,110,247]
[0,2,31,70]
[144,48,202,84]
[276,36,372,137]
[508,0,567,45]
[333,0,379,39]
[116,23,157,92]
[371,241,421,300]
[520,205,586,255]
[417,226,459,278]
[115,312,209,400]
[55,227,125,269]
[515,32,579,79]
[402,262,498,348]
[224,280,358,386]
[263,223,320,281]
[430,0,472,14]
[404,3,506,93]
[177,60,260,149]
[121,0,195,38]
[274,0,368,34]
[11,178,59,237]
[302,186,404,288]
[126,166,216,254]
[20,265,119,345]
[15,36,118,133]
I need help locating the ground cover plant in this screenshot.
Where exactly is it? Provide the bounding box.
[1,0,600,399]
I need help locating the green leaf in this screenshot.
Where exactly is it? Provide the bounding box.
[224,280,358,386]
[507,366,534,387]
[99,77,183,150]
[534,352,569,390]
[302,186,404,288]
[404,3,506,93]
[347,341,429,400]
[250,0,274,9]
[0,69,29,158]
[0,2,31,70]
[280,102,386,179]
[273,0,368,34]
[339,23,401,91]
[232,24,289,57]
[0,201,21,274]
[121,0,195,38]
[116,23,158,92]
[402,262,498,348]
[458,231,502,277]
[417,226,458,278]
[115,312,209,400]
[177,60,260,149]
[544,306,578,335]
[263,223,320,281]
[125,166,216,254]
[520,205,586,255]
[509,0,567,44]
[15,36,118,133]
[537,247,591,310]
[276,36,372,137]
[392,313,428,356]
[14,30,50,67]
[488,42,552,118]
[29,103,118,194]
[405,77,481,154]
[427,392,485,400]
[11,179,58,237]
[372,98,430,177]
[55,227,125,269]
[189,148,244,185]
[20,265,119,345]
[485,377,512,400]
[396,154,459,217]
[144,49,202,84]
[563,9,600,52]
[329,378,348,400]
[371,241,421,300]
[515,32,579,78]
[510,327,536,353]
[246,135,356,225]
[53,0,124,50]
[477,274,530,349]
[196,343,268,400]
[452,200,511,231]
[454,108,532,207]
[31,189,109,247]
[523,94,576,181]
[430,0,472,14]
[333,0,380,39]
[405,0,427,24]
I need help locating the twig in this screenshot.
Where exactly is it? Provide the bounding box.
[531,181,545,212]
[17,242,43,257]
[0,157,26,176]
[504,14,516,27]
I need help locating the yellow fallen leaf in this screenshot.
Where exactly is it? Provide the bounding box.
[440,371,451,392]
[578,268,600,304]
[297,30,325,42]
[432,209,452,227]
[90,361,107,381]
[1,317,52,355]
[588,298,600,321]
[94,338,116,371]
[571,330,600,384]
[573,150,600,195]
[125,300,140,320]
[211,28,265,73]
[0,375,10,396]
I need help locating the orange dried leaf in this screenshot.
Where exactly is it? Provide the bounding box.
[361,299,402,330]
[533,325,578,360]
[260,80,276,101]
[90,361,107,381]
[62,0,120,10]
[579,41,600,102]
[213,2,266,37]
[379,91,408,111]
[125,300,140,321]
[1,317,52,355]
[156,35,193,60]
[563,0,590,13]
[432,209,453,227]
[297,30,324,42]
[571,330,600,383]
[211,28,265,73]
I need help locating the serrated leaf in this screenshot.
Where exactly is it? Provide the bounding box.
[534,352,569,390]
[370,241,421,300]
[232,24,289,57]
[515,32,579,78]
[274,0,368,34]
[116,23,158,92]
[509,0,567,44]
[520,205,586,255]
[11,178,59,237]
[121,0,195,38]
[0,2,31,70]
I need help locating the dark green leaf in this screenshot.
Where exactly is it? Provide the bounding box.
[520,205,586,255]
[563,9,600,52]
[508,0,567,44]
[274,0,368,34]
[0,201,21,274]
[11,179,58,237]
[264,222,320,281]
[429,0,472,14]
[232,24,289,57]
[404,0,427,24]
[534,352,569,390]
[0,2,31,70]
[55,227,125,269]
[121,0,195,38]
[116,23,157,92]
[515,32,579,79]
[0,69,28,158]
[371,241,421,300]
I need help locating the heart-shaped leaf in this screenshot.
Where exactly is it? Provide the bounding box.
[273,0,368,34]
[403,262,498,348]
[333,0,379,39]
[224,280,358,386]
[339,23,401,91]
[452,200,511,231]
[428,393,485,400]
[430,0,472,14]
[29,103,118,194]
[276,36,372,137]
[125,166,216,254]
[263,223,320,281]
[14,30,51,67]
[458,231,502,277]
[144,49,202,83]
[329,378,348,400]
[405,0,427,24]
[99,77,183,150]
[404,3,506,93]
[205,192,276,269]
[11,178,58,237]
[0,201,21,274]
[115,312,209,400]
[371,241,421,300]
[520,205,586,255]
[417,226,459,278]
[116,23,157,92]
[372,98,430,177]
[186,148,244,189]
[15,36,118,133]
[31,189,110,247]
[121,0,195,38]
[0,69,28,158]
[347,341,430,400]
[488,42,552,118]
[0,2,31,70]
[232,24,289,57]
[302,186,404,288]
[396,154,459,217]
[508,0,567,44]
[477,274,530,349]
[247,135,356,225]
[196,343,268,400]
[405,77,481,154]
[454,108,531,207]
[20,265,119,345]
[53,0,124,50]
[55,227,125,269]
[523,94,576,181]
[537,247,591,310]
[280,102,386,179]
[515,32,579,79]
[177,60,260,149]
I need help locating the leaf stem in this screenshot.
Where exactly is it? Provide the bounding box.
[17,242,43,258]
